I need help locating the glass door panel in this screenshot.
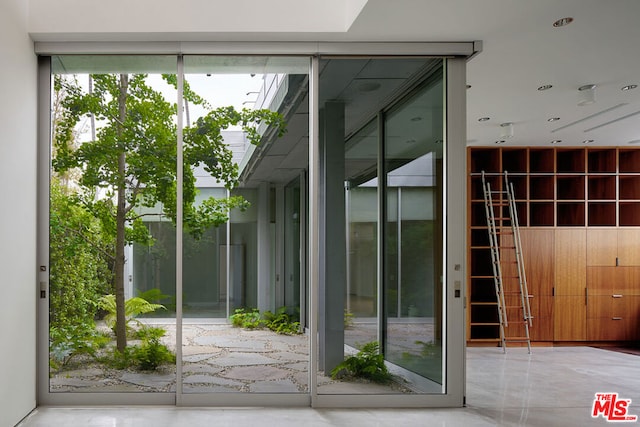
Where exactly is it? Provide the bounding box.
[49,55,178,393]
[384,73,444,390]
[317,57,444,395]
[181,56,309,395]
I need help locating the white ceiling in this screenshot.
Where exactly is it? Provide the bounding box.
[347,0,640,147]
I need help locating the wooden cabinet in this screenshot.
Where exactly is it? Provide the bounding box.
[468,147,640,344]
[585,228,640,341]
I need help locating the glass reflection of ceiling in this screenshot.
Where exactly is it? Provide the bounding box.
[52,55,178,74]
[359,152,436,188]
[344,66,443,185]
[52,55,310,75]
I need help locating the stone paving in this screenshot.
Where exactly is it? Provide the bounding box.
[50,320,437,394]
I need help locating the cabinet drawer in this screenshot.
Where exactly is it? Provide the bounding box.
[587,267,640,295]
[587,295,640,318]
[587,317,639,341]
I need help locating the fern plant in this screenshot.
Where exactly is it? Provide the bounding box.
[98,294,165,332]
[330,341,391,383]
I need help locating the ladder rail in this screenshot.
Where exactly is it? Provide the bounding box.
[504,171,532,353]
[507,180,533,327]
[482,172,508,350]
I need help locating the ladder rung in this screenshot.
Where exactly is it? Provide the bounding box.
[504,337,530,342]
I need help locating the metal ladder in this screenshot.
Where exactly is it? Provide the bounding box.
[482,171,533,353]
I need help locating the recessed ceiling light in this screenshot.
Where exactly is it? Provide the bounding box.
[495,140,506,144]
[500,122,514,139]
[582,139,594,144]
[578,84,597,106]
[478,117,490,122]
[548,117,560,122]
[551,140,562,144]
[410,116,423,122]
[538,84,553,91]
[622,84,638,91]
[553,17,574,27]
[357,82,381,92]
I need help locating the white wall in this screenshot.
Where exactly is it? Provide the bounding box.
[0,0,37,425]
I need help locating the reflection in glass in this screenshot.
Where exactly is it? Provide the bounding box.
[384,74,444,388]
[345,120,379,348]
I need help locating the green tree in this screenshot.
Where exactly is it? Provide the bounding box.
[53,73,285,351]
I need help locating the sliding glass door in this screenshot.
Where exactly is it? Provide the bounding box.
[39,47,468,407]
[179,56,309,401]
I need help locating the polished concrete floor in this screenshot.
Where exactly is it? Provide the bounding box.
[18,346,640,426]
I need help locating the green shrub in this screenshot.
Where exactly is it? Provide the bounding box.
[230,308,263,329]
[344,309,354,329]
[330,341,391,383]
[100,326,175,371]
[230,307,301,334]
[263,307,301,335]
[132,336,175,371]
[49,323,110,371]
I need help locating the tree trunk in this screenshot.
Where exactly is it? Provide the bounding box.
[114,74,129,352]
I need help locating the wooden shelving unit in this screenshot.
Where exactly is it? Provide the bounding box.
[467,147,640,344]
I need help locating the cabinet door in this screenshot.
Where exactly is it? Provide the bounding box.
[529,295,554,341]
[554,296,587,341]
[554,229,587,341]
[587,266,615,295]
[586,229,617,266]
[522,229,554,295]
[555,229,586,295]
[618,228,640,266]
[521,229,554,341]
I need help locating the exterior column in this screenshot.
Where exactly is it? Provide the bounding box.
[257,181,271,312]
